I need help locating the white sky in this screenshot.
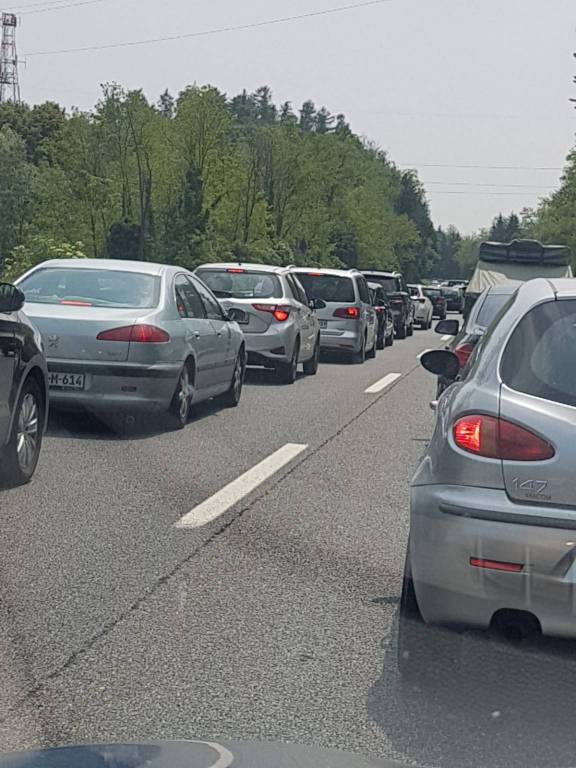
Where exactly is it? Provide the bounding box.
[10,0,576,234]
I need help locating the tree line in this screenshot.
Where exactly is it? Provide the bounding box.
[0,84,438,282]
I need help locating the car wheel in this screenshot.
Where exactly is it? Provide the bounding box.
[303,336,320,376]
[376,332,385,350]
[219,349,246,407]
[397,549,461,683]
[352,334,366,364]
[277,338,300,384]
[366,332,377,359]
[385,329,394,347]
[0,376,44,488]
[167,362,194,430]
[396,322,407,340]
[407,321,414,337]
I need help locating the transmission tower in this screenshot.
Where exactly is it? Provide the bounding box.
[0,13,20,104]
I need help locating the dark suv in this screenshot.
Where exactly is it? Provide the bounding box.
[0,282,48,487]
[361,271,414,338]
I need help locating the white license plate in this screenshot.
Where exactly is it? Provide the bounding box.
[318,320,328,329]
[48,372,85,390]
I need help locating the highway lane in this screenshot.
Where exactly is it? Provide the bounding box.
[12,318,576,768]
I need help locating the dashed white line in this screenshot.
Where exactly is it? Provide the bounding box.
[174,443,308,529]
[365,372,402,394]
[441,334,452,341]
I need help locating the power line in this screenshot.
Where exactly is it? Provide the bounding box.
[24,0,393,56]
[400,162,563,171]
[18,0,108,15]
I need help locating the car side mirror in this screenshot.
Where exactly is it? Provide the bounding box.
[435,318,460,336]
[0,283,25,313]
[310,298,326,310]
[420,349,460,379]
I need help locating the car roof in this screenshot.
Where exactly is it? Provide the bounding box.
[548,278,576,296]
[196,262,288,275]
[29,258,171,276]
[484,282,521,295]
[291,267,361,278]
[361,270,398,277]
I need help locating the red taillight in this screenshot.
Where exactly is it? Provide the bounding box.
[453,414,555,461]
[307,272,323,276]
[226,268,245,273]
[333,306,360,319]
[454,341,476,368]
[97,324,170,343]
[470,558,523,573]
[252,304,291,322]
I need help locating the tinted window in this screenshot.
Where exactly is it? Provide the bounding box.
[191,276,225,320]
[295,274,355,303]
[423,288,441,298]
[18,268,160,308]
[501,300,576,407]
[363,275,397,293]
[175,275,205,319]
[196,269,281,299]
[409,286,419,297]
[287,274,308,305]
[475,293,513,328]
[357,277,370,303]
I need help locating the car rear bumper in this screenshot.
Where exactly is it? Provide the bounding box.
[47,359,181,411]
[410,484,576,638]
[318,328,362,352]
[413,307,428,321]
[243,325,295,365]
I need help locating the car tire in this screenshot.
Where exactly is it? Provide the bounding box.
[277,338,300,384]
[385,330,394,347]
[167,362,194,430]
[397,549,461,683]
[396,322,407,340]
[219,349,246,407]
[376,332,385,351]
[367,332,377,359]
[407,321,414,337]
[0,375,45,488]
[352,334,366,364]
[303,336,320,376]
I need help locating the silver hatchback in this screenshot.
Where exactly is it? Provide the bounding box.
[400,278,576,676]
[195,263,320,384]
[292,268,377,363]
[16,259,246,429]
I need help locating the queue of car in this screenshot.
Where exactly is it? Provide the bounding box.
[0,258,440,489]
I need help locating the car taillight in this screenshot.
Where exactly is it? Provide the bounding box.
[226,268,245,273]
[454,340,476,368]
[453,414,555,461]
[252,304,291,322]
[97,324,170,343]
[333,307,360,319]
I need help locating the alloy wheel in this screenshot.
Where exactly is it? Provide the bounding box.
[16,393,39,472]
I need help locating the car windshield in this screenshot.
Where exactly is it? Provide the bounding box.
[17,268,160,308]
[423,288,441,298]
[364,275,398,293]
[475,292,513,327]
[295,274,355,303]
[196,269,282,299]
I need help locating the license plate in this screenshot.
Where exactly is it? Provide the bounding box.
[318,320,328,329]
[48,372,85,390]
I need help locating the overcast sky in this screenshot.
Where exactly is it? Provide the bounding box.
[10,0,576,233]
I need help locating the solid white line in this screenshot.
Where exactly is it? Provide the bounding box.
[174,443,308,529]
[417,349,432,360]
[441,334,452,341]
[365,372,402,394]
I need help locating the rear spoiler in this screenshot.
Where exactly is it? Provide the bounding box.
[478,239,570,266]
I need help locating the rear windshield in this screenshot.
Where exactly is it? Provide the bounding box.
[475,293,513,328]
[296,274,355,303]
[501,299,576,407]
[18,268,160,308]
[409,286,420,297]
[196,269,281,299]
[423,288,441,298]
[363,275,398,293]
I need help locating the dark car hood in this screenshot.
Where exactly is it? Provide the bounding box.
[0,740,410,768]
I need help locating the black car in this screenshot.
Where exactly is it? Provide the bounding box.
[368,282,395,349]
[0,282,48,487]
[441,286,465,312]
[361,270,414,338]
[422,287,446,319]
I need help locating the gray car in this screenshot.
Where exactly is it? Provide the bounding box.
[400,277,576,676]
[195,263,320,384]
[16,259,246,429]
[292,268,377,363]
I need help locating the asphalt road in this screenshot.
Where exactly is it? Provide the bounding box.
[2,319,576,768]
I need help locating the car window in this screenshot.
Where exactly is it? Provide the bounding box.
[174,274,205,319]
[363,275,397,293]
[286,274,308,305]
[409,286,419,297]
[423,288,441,299]
[18,268,160,308]
[196,269,282,299]
[190,275,225,320]
[356,277,370,304]
[475,292,514,328]
[295,273,355,303]
[501,299,576,407]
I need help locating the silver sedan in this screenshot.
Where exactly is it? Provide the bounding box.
[16,259,246,429]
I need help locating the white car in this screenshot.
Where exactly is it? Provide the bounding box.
[408,284,434,330]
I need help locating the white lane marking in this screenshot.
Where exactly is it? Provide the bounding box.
[365,372,402,394]
[417,349,432,360]
[441,334,452,341]
[175,443,308,529]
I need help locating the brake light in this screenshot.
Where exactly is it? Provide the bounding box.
[470,558,523,573]
[453,414,555,461]
[333,307,360,319]
[307,272,323,276]
[97,324,170,343]
[454,340,476,368]
[226,268,245,273]
[252,304,291,322]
